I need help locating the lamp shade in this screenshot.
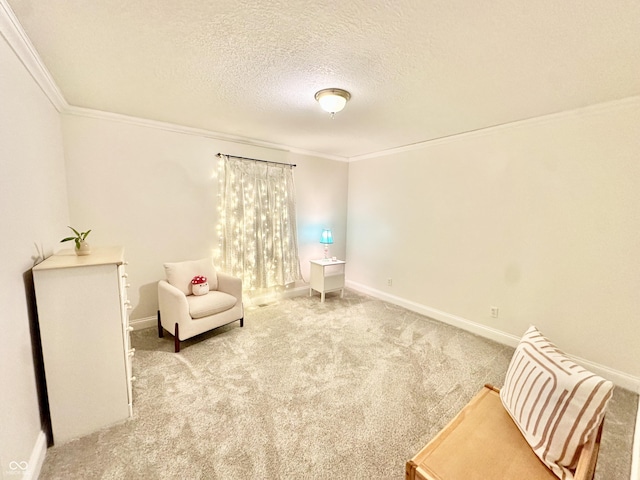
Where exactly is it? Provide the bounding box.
[320,229,333,244]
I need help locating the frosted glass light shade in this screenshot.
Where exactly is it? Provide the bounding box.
[320,229,333,244]
[315,89,351,114]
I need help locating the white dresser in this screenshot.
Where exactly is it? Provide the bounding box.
[33,246,134,444]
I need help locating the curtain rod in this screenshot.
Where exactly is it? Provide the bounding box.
[216,152,296,168]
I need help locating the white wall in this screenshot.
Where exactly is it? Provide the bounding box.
[0,33,69,478]
[61,114,349,319]
[346,99,640,381]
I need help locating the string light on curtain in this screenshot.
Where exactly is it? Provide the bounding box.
[216,154,302,292]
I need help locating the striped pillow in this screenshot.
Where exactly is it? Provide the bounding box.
[500,326,613,480]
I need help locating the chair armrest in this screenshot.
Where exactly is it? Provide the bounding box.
[216,272,242,302]
[158,280,190,325]
[573,418,603,480]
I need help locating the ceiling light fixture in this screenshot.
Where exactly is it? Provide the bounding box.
[314,88,351,118]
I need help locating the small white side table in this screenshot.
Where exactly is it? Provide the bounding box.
[309,259,346,302]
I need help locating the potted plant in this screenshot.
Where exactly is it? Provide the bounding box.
[61,226,92,256]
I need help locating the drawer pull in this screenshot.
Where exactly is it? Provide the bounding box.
[127,326,134,332]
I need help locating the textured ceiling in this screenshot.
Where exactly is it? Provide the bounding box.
[6,0,640,159]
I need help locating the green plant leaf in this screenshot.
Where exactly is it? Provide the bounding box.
[61,226,91,246]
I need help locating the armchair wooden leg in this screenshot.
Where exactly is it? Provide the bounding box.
[157,310,164,338]
[240,317,244,327]
[174,323,180,353]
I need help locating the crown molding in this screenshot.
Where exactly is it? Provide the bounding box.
[3,1,636,165]
[348,95,640,162]
[0,0,67,111]
[0,1,346,163]
[64,106,349,162]
[67,94,640,165]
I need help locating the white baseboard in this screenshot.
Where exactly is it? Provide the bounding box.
[346,280,640,392]
[135,281,639,391]
[632,396,640,480]
[129,315,157,331]
[347,279,522,343]
[131,281,640,479]
[244,285,309,306]
[19,430,46,480]
[348,282,640,479]
[129,285,311,331]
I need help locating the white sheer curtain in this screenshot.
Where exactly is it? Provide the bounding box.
[216,155,302,291]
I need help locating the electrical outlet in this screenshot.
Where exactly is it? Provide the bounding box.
[387,278,393,287]
[490,306,499,318]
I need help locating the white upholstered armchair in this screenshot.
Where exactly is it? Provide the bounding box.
[157,258,243,352]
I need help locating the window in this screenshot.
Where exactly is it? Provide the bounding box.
[216,155,302,292]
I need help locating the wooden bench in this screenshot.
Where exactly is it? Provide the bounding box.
[406,384,603,480]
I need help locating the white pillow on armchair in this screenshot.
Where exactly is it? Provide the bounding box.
[163,257,218,295]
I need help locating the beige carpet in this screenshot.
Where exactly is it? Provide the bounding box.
[39,289,637,479]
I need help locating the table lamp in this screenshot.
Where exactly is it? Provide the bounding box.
[320,229,333,259]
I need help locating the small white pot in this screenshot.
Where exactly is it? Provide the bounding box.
[75,241,91,256]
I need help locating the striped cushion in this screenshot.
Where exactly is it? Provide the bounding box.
[500,326,613,480]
